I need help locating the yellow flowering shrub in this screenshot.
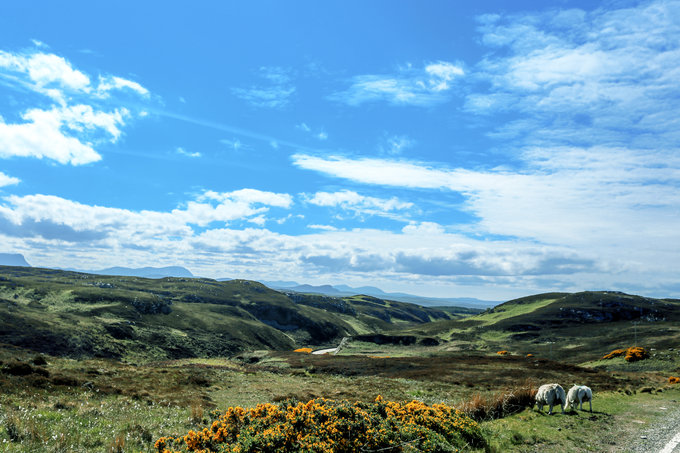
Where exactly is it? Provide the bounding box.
[496,350,508,355]
[602,347,649,362]
[155,396,486,452]
[668,376,680,384]
[624,346,649,362]
[293,348,313,354]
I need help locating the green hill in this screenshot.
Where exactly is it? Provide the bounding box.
[0,266,451,362]
[389,291,680,364]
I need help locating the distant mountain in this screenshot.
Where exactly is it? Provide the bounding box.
[261,281,499,308]
[290,284,343,295]
[91,266,194,278]
[0,253,30,267]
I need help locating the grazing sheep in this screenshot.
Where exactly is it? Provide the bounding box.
[534,383,566,415]
[566,385,593,412]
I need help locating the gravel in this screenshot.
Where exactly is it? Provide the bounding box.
[626,404,680,453]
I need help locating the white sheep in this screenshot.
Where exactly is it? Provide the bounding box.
[534,383,566,415]
[566,385,593,412]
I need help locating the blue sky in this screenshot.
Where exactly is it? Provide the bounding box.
[0,0,679,300]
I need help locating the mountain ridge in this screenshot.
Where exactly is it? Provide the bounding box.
[262,281,499,308]
[0,253,30,267]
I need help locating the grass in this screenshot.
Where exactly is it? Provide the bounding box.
[483,387,680,452]
[5,268,680,451]
[1,346,677,452]
[473,297,560,326]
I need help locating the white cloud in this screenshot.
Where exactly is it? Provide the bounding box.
[201,188,293,208]
[424,61,465,91]
[306,190,413,218]
[307,224,339,231]
[331,61,464,106]
[233,66,295,108]
[0,51,91,102]
[96,75,149,98]
[380,134,415,155]
[221,138,245,151]
[0,108,102,165]
[0,188,294,241]
[0,105,129,165]
[176,147,201,158]
[0,172,19,187]
[0,46,152,166]
[297,122,328,141]
[232,86,295,108]
[291,150,680,266]
[292,154,459,189]
[468,0,680,151]
[0,189,668,299]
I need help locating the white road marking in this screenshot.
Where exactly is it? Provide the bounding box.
[659,431,680,453]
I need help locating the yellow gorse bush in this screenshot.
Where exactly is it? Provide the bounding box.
[293,348,313,354]
[602,347,649,362]
[496,350,508,355]
[669,376,680,384]
[155,396,486,452]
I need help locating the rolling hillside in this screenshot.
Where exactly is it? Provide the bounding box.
[391,291,680,364]
[0,266,451,362]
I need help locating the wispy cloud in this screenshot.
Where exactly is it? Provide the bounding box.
[176,147,201,158]
[232,66,295,108]
[330,61,464,106]
[468,0,680,150]
[379,134,415,155]
[305,189,413,220]
[291,145,680,300]
[297,122,328,141]
[155,110,320,153]
[96,75,149,98]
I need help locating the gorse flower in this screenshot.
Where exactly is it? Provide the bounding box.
[602,347,649,362]
[155,396,486,452]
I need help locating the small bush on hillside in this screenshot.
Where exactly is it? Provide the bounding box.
[458,384,537,421]
[154,396,486,452]
[293,348,312,354]
[669,376,680,384]
[496,350,509,356]
[625,347,649,362]
[602,347,649,362]
[602,349,626,360]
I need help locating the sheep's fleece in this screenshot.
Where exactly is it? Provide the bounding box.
[535,383,566,414]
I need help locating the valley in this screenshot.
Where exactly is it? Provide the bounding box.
[1,266,680,452]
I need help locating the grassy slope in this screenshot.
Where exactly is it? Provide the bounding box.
[484,388,680,452]
[391,291,680,364]
[0,266,451,361]
[2,345,678,452]
[3,269,680,451]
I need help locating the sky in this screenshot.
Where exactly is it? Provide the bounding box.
[0,0,678,301]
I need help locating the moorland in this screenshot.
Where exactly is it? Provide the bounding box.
[1,265,679,452]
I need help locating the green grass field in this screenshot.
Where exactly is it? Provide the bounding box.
[2,267,680,451]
